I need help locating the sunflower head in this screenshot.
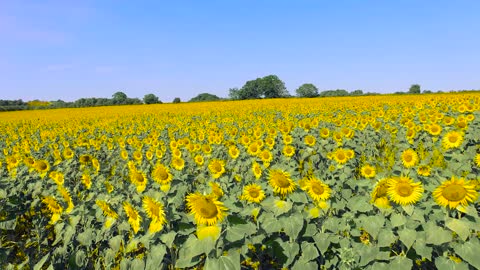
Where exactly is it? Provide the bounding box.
[417,165,431,177]
[304,135,316,147]
[433,177,478,209]
[401,149,418,168]
[387,176,424,206]
[241,184,266,203]
[152,163,172,185]
[79,154,92,165]
[142,196,166,233]
[186,193,228,226]
[123,202,142,234]
[208,159,226,179]
[171,157,185,171]
[442,131,464,149]
[268,169,296,196]
[252,162,262,179]
[333,149,348,164]
[283,145,295,158]
[360,165,376,178]
[130,170,147,193]
[304,177,331,202]
[228,146,240,159]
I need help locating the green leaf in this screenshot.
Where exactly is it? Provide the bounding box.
[454,240,480,269]
[435,257,469,270]
[390,213,406,227]
[0,219,16,230]
[425,224,452,245]
[361,215,384,239]
[413,237,432,260]
[348,196,373,213]
[160,231,176,248]
[145,244,166,269]
[261,214,283,234]
[130,258,145,270]
[401,205,414,216]
[281,214,304,241]
[313,232,331,254]
[398,228,416,249]
[77,228,95,247]
[300,242,319,262]
[75,250,86,268]
[358,245,378,267]
[109,235,124,252]
[34,253,50,270]
[283,242,299,267]
[377,229,396,247]
[389,256,412,270]
[292,261,318,270]
[205,251,241,270]
[445,218,470,241]
[226,222,256,242]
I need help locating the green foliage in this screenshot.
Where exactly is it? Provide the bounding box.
[173,97,181,103]
[189,93,221,102]
[295,83,319,98]
[143,93,161,104]
[409,84,421,94]
[231,75,288,100]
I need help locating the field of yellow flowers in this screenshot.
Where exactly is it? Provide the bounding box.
[0,93,479,270]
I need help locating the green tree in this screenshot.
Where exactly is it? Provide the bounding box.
[409,84,421,94]
[173,97,181,103]
[189,93,220,102]
[143,93,161,104]
[350,89,364,96]
[112,91,127,104]
[231,75,289,100]
[295,83,318,97]
[228,88,241,100]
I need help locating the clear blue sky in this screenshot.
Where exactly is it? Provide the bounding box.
[1,1,479,102]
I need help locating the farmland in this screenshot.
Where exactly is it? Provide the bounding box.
[0,93,479,269]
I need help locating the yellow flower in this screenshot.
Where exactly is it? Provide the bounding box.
[186,193,228,226]
[130,170,147,193]
[433,177,478,209]
[171,157,185,171]
[152,163,172,185]
[196,225,221,241]
[208,159,226,179]
[81,172,92,189]
[194,155,204,166]
[304,135,316,147]
[79,154,92,165]
[442,131,463,149]
[241,184,266,203]
[58,186,74,213]
[247,142,261,156]
[474,153,480,167]
[268,169,296,196]
[387,176,423,206]
[63,148,74,159]
[428,123,442,136]
[360,165,376,178]
[142,196,167,234]
[417,165,431,176]
[303,177,331,202]
[371,178,391,209]
[123,201,142,234]
[209,182,224,198]
[252,161,262,179]
[42,196,63,224]
[282,145,295,158]
[401,149,418,168]
[34,159,50,177]
[259,149,273,165]
[228,146,240,159]
[332,149,348,164]
[319,128,330,138]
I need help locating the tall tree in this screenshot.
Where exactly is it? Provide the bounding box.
[409,84,421,94]
[295,83,319,97]
[143,93,161,104]
[261,75,288,98]
[112,91,128,104]
[189,93,220,102]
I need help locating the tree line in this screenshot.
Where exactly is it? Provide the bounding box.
[0,75,477,112]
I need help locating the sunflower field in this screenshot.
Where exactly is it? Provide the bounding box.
[1,93,479,270]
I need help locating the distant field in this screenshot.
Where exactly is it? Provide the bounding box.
[1,94,479,269]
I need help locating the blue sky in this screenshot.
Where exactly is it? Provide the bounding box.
[1,1,479,102]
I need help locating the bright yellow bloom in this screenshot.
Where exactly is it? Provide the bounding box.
[442,131,463,149]
[268,169,296,196]
[208,159,226,179]
[241,184,266,203]
[433,177,478,209]
[152,163,172,185]
[123,201,142,234]
[387,176,423,206]
[360,165,376,178]
[142,196,167,234]
[186,193,228,226]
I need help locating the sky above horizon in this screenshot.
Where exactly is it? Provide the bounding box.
[1,1,479,102]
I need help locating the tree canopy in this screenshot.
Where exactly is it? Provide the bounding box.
[230,75,289,100]
[409,84,421,94]
[189,93,221,102]
[143,93,161,104]
[295,83,319,98]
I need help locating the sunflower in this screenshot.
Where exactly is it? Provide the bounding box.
[268,169,296,196]
[194,155,204,166]
[332,132,343,144]
[252,162,262,179]
[442,131,463,149]
[123,201,142,234]
[49,171,65,186]
[228,146,240,159]
[433,177,478,209]
[303,177,331,202]
[208,159,226,179]
[345,149,355,159]
[196,225,221,241]
[63,148,74,159]
[202,144,212,155]
[209,182,224,198]
[145,150,154,161]
[81,172,92,189]
[332,149,348,164]
[171,157,185,171]
[370,178,391,209]
[130,170,147,193]
[120,150,129,160]
[92,158,100,173]
[428,123,442,136]
[283,145,295,158]
[58,186,74,213]
[241,184,266,203]
[259,149,273,165]
[42,196,63,224]
[265,137,275,149]
[186,193,228,226]
[360,165,376,178]
[283,135,293,145]
[387,176,424,205]
[247,142,261,156]
[417,165,431,177]
[142,196,167,234]
[401,149,418,168]
[79,154,92,165]
[304,135,316,147]
[34,159,50,177]
[475,153,480,167]
[319,128,330,138]
[152,163,172,185]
